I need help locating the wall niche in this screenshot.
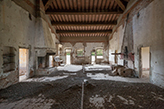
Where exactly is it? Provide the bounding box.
[3,46,16,73]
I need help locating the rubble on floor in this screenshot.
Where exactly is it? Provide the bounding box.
[111,65,137,77]
[0,64,163,109]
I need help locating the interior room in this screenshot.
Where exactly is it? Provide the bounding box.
[0,0,164,108]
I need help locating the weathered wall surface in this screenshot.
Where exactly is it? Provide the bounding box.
[0,0,57,89]
[60,42,109,65]
[109,0,164,88]
[109,25,124,65]
[133,0,164,87]
[0,0,36,89]
[35,18,57,57]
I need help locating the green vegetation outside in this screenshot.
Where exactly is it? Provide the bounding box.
[96,49,103,56]
[66,52,70,55]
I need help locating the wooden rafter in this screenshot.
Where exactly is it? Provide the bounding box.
[52,22,117,26]
[57,30,112,34]
[60,36,108,43]
[46,11,123,15]
[114,0,126,11]
[44,0,53,10]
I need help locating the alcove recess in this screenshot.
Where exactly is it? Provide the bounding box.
[3,46,16,73]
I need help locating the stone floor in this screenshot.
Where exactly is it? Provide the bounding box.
[0,65,164,109]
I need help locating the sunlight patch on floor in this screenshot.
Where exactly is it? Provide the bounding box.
[23,75,68,82]
[87,73,149,83]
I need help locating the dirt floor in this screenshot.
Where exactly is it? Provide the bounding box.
[0,65,164,109]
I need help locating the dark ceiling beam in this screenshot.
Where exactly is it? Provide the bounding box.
[44,0,53,10]
[114,0,126,11]
[60,36,108,43]
[52,22,117,26]
[56,30,112,34]
[46,11,123,15]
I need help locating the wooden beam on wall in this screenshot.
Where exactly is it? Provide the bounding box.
[52,22,117,26]
[115,0,126,11]
[46,11,123,15]
[60,36,108,43]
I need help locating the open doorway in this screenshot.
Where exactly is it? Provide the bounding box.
[66,49,71,64]
[91,52,95,64]
[49,55,53,67]
[141,47,150,78]
[19,48,29,81]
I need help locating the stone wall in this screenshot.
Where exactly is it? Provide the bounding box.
[109,0,164,88]
[0,0,57,89]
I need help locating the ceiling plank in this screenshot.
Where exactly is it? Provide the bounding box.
[56,30,112,34]
[45,0,53,10]
[46,11,123,15]
[114,0,126,11]
[52,22,117,26]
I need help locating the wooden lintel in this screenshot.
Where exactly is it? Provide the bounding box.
[115,0,126,11]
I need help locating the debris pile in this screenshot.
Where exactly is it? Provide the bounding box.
[111,65,136,77]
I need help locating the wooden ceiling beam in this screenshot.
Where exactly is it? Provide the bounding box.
[44,0,53,10]
[114,0,126,11]
[56,30,112,34]
[60,36,108,43]
[46,11,123,15]
[52,22,117,26]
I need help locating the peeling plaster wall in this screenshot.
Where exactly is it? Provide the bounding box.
[0,0,57,89]
[109,25,124,65]
[133,0,164,87]
[109,0,164,88]
[0,0,36,89]
[35,18,56,57]
[61,42,109,65]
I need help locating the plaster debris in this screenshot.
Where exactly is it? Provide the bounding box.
[117,95,128,105]
[117,95,135,105]
[108,95,113,102]
[129,100,135,105]
[151,92,164,101]
[138,105,143,108]
[87,73,149,83]
[157,97,164,101]
[89,95,105,108]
